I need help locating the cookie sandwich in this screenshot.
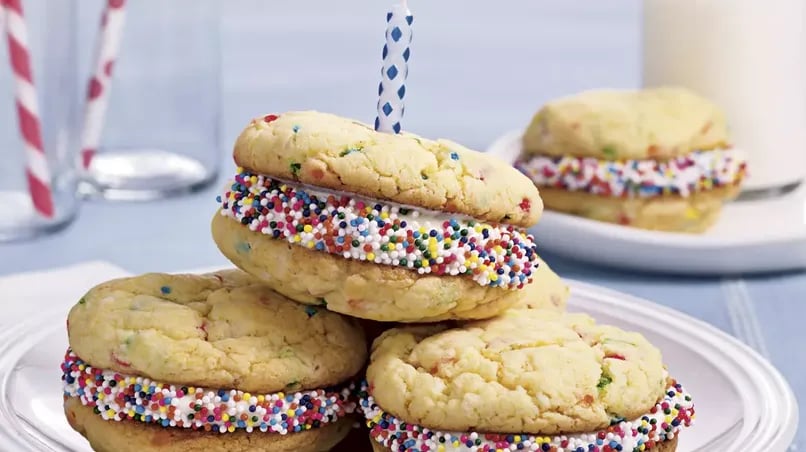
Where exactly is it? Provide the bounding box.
[360,309,694,452]
[212,111,545,322]
[516,87,747,233]
[62,270,367,452]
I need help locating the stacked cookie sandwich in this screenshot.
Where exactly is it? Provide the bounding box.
[204,110,693,451]
[210,111,560,322]
[62,270,366,452]
[360,309,694,452]
[62,109,694,452]
[516,87,748,233]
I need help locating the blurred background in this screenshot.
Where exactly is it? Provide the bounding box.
[58,0,640,153]
[0,0,645,267]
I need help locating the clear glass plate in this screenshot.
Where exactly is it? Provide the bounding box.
[0,281,797,451]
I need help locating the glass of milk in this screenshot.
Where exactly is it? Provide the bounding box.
[642,0,806,193]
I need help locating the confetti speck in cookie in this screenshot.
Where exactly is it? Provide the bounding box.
[340,146,363,157]
[289,162,301,176]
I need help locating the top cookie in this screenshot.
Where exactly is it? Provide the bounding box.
[67,269,367,393]
[522,87,729,160]
[233,111,543,227]
[366,309,666,434]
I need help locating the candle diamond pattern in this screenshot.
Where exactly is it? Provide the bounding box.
[375,2,413,134]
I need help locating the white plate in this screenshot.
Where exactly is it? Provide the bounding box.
[489,131,806,275]
[0,281,796,452]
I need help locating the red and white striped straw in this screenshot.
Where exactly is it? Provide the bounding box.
[1,0,54,218]
[80,0,127,169]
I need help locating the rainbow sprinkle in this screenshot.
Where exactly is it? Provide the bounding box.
[61,350,355,434]
[358,380,694,452]
[216,169,540,289]
[516,148,747,198]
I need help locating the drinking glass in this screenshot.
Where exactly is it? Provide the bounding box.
[643,0,806,193]
[0,0,79,242]
[77,0,221,200]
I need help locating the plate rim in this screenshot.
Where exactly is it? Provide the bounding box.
[566,278,799,452]
[0,312,71,452]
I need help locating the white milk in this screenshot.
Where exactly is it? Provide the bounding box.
[642,0,806,191]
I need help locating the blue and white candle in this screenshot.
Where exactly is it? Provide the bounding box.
[375,0,413,134]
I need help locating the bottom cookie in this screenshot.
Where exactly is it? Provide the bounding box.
[360,310,695,452]
[64,397,353,452]
[540,185,740,233]
[211,213,524,322]
[360,378,692,452]
[367,435,679,452]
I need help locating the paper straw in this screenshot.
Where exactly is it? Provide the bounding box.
[375,0,413,134]
[2,0,54,218]
[80,0,127,169]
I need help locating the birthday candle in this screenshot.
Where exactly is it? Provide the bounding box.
[375,0,413,134]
